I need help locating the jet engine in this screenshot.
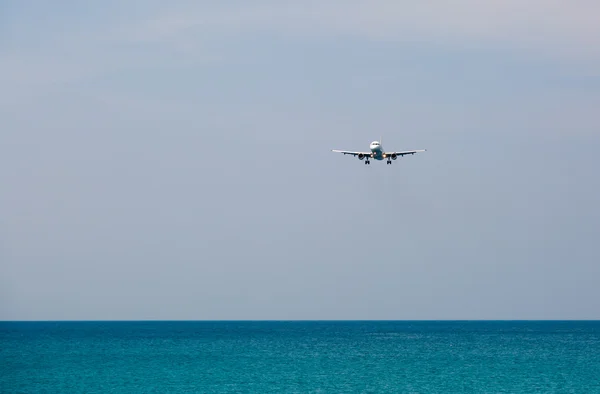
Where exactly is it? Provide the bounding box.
[358,153,365,160]
[391,153,398,160]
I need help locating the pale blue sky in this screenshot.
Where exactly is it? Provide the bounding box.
[2,1,599,320]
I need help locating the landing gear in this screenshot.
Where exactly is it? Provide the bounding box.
[365,160,370,165]
[387,159,392,165]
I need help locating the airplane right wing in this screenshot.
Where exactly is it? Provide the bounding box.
[331,150,371,156]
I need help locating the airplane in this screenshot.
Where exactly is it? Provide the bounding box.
[332,138,426,165]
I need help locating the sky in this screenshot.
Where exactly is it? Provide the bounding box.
[1,1,599,320]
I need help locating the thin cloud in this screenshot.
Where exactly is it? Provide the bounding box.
[2,1,599,107]
[123,1,600,67]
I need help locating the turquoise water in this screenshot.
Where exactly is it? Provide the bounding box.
[1,321,599,393]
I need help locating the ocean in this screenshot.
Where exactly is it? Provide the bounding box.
[1,321,599,393]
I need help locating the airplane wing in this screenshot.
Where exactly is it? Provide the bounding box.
[331,150,372,156]
[387,149,427,156]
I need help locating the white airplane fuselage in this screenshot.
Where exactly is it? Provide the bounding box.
[357,140,398,164]
[369,140,385,160]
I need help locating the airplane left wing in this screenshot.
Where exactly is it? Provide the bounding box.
[387,149,427,156]
[331,150,371,156]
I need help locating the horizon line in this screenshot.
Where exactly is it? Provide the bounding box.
[2,319,599,322]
